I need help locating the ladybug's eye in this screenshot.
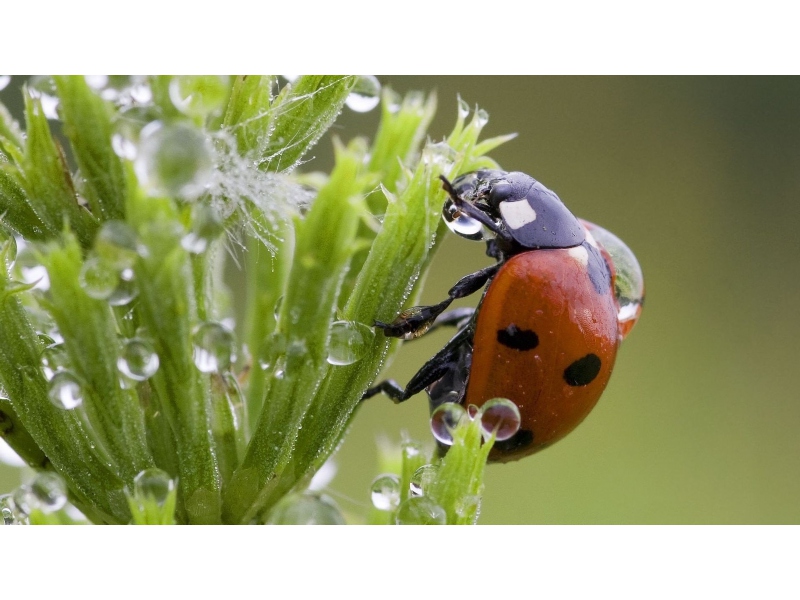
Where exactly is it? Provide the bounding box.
[488,181,514,207]
[442,196,485,241]
[581,221,644,339]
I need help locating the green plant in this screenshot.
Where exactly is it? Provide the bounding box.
[0,75,512,525]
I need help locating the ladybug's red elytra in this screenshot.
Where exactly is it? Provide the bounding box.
[364,170,644,462]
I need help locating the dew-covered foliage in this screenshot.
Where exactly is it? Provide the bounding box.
[0,75,512,524]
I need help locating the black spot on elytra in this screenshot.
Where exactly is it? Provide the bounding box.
[585,242,612,295]
[497,324,539,350]
[493,429,534,453]
[564,353,602,386]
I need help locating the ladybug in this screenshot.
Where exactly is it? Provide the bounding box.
[364,170,644,462]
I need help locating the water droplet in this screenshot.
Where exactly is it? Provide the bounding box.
[457,96,470,120]
[442,197,485,241]
[133,468,175,507]
[479,398,521,441]
[118,338,159,381]
[265,493,345,525]
[273,296,284,322]
[169,75,230,118]
[580,220,644,339]
[346,76,381,113]
[395,496,446,525]
[134,121,214,200]
[79,256,118,300]
[29,76,60,119]
[467,404,480,420]
[410,464,440,497]
[422,141,457,171]
[30,472,67,513]
[181,204,223,254]
[0,75,10,92]
[455,495,481,523]
[11,484,36,516]
[95,221,141,269]
[370,474,401,511]
[48,371,83,410]
[475,108,489,128]
[0,494,20,525]
[192,321,235,373]
[107,276,138,306]
[326,320,375,366]
[430,402,467,446]
[41,341,68,381]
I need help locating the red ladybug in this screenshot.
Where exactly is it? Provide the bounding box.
[364,170,644,462]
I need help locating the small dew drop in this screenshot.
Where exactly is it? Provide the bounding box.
[47,371,83,410]
[410,464,440,498]
[442,197,485,241]
[430,402,467,446]
[134,121,214,200]
[479,398,521,441]
[266,493,345,525]
[118,338,159,381]
[0,494,19,525]
[370,474,401,511]
[133,468,174,507]
[30,472,67,514]
[192,321,235,373]
[457,96,470,119]
[395,496,446,525]
[345,75,381,113]
[326,320,375,366]
[79,256,118,300]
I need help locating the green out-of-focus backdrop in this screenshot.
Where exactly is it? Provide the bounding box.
[1,76,798,524]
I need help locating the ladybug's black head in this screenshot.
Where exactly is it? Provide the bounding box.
[446,170,585,250]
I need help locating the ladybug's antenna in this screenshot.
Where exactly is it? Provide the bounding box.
[439,174,461,206]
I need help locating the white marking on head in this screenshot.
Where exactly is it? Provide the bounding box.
[568,245,589,267]
[499,200,537,230]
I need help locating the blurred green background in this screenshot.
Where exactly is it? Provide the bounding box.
[2,76,798,524]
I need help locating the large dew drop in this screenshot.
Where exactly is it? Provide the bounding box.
[79,256,118,300]
[47,371,83,410]
[478,398,521,441]
[395,496,446,525]
[345,75,381,113]
[181,204,223,254]
[265,493,345,525]
[581,220,644,339]
[442,197,485,241]
[370,474,401,511]
[0,494,19,525]
[192,321,235,373]
[134,122,214,200]
[430,402,467,446]
[118,338,159,381]
[133,468,175,507]
[326,320,375,366]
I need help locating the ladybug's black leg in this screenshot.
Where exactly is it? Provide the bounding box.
[375,264,498,339]
[362,327,471,404]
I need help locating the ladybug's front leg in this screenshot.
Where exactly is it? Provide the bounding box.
[362,327,472,404]
[374,264,498,340]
